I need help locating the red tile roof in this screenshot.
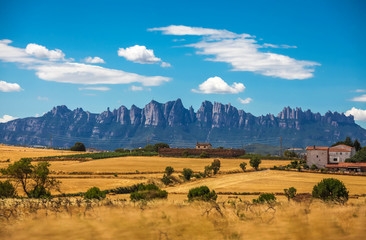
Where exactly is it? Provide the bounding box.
[326,163,366,168]
[329,148,351,152]
[331,144,354,149]
[306,146,328,150]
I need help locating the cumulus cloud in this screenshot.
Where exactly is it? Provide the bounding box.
[118,45,171,67]
[192,76,245,94]
[25,43,66,61]
[345,107,366,121]
[0,40,171,87]
[84,56,105,64]
[350,94,366,102]
[78,86,110,91]
[0,80,23,92]
[0,115,18,123]
[129,85,151,91]
[354,89,366,93]
[238,97,253,104]
[150,25,320,79]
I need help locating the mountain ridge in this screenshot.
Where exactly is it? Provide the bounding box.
[1,99,365,150]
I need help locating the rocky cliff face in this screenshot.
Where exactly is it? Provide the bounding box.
[0,99,364,150]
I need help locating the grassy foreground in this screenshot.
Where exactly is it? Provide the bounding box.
[0,198,365,240]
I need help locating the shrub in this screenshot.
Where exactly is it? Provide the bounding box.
[203,165,212,177]
[312,178,349,203]
[154,143,170,152]
[200,151,209,158]
[29,186,51,199]
[211,159,221,175]
[161,174,173,185]
[165,166,174,176]
[187,186,217,202]
[182,151,189,157]
[310,164,318,170]
[290,160,299,168]
[284,187,297,201]
[130,184,168,201]
[249,156,261,170]
[183,168,193,181]
[70,142,86,151]
[84,187,106,200]
[0,180,17,198]
[253,193,276,204]
[239,162,247,172]
[303,163,309,170]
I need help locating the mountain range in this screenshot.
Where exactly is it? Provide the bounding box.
[1,99,365,150]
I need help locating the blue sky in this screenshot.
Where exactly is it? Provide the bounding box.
[0,0,365,127]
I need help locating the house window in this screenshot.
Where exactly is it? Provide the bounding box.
[333,158,338,162]
[340,152,342,155]
[316,155,318,158]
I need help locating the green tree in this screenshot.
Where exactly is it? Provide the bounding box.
[161,174,173,185]
[346,147,366,162]
[284,150,298,158]
[154,143,170,152]
[249,156,261,170]
[200,151,209,158]
[353,139,361,152]
[70,142,86,151]
[332,136,354,148]
[1,158,59,198]
[84,187,106,200]
[284,187,297,201]
[187,186,217,202]
[239,162,247,172]
[312,178,349,203]
[0,180,17,198]
[204,165,212,177]
[211,159,221,175]
[183,168,193,181]
[143,144,155,152]
[253,193,276,204]
[130,184,168,201]
[165,166,174,176]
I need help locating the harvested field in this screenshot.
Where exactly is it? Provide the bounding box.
[166,170,366,195]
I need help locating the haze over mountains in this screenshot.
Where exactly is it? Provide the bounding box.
[1,99,365,150]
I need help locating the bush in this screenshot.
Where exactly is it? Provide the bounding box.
[154,143,170,152]
[130,184,168,201]
[84,187,106,200]
[187,186,217,202]
[115,148,130,153]
[161,174,173,185]
[284,187,297,201]
[29,186,51,199]
[183,168,193,181]
[249,156,261,170]
[165,166,174,176]
[239,162,247,172]
[312,178,349,203]
[253,193,276,204]
[182,151,189,157]
[70,142,86,151]
[303,163,309,170]
[0,180,17,198]
[199,151,209,158]
[211,159,221,175]
[310,164,318,170]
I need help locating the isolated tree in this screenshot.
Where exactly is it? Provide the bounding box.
[84,187,106,200]
[183,168,193,181]
[239,162,247,172]
[204,165,212,177]
[353,139,361,152]
[1,158,59,198]
[211,159,221,175]
[70,142,86,151]
[187,186,217,202]
[284,187,297,201]
[312,178,349,203]
[249,156,261,170]
[253,193,276,204]
[165,166,174,176]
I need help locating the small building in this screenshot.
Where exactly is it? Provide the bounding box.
[306,146,329,168]
[196,142,212,149]
[326,162,366,172]
[306,144,356,168]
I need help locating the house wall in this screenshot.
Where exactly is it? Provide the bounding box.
[306,149,328,168]
[329,151,352,163]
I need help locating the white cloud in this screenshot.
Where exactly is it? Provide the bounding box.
[78,86,110,91]
[345,107,366,121]
[262,43,297,49]
[350,94,366,102]
[0,115,18,123]
[118,45,161,64]
[84,56,105,64]
[354,89,366,93]
[0,40,171,87]
[0,80,23,92]
[161,62,171,67]
[25,43,66,61]
[37,96,49,101]
[150,25,320,79]
[238,97,253,104]
[192,76,245,94]
[129,85,151,91]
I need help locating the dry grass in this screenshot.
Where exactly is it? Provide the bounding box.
[47,156,290,174]
[0,144,78,163]
[166,170,366,195]
[0,198,365,240]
